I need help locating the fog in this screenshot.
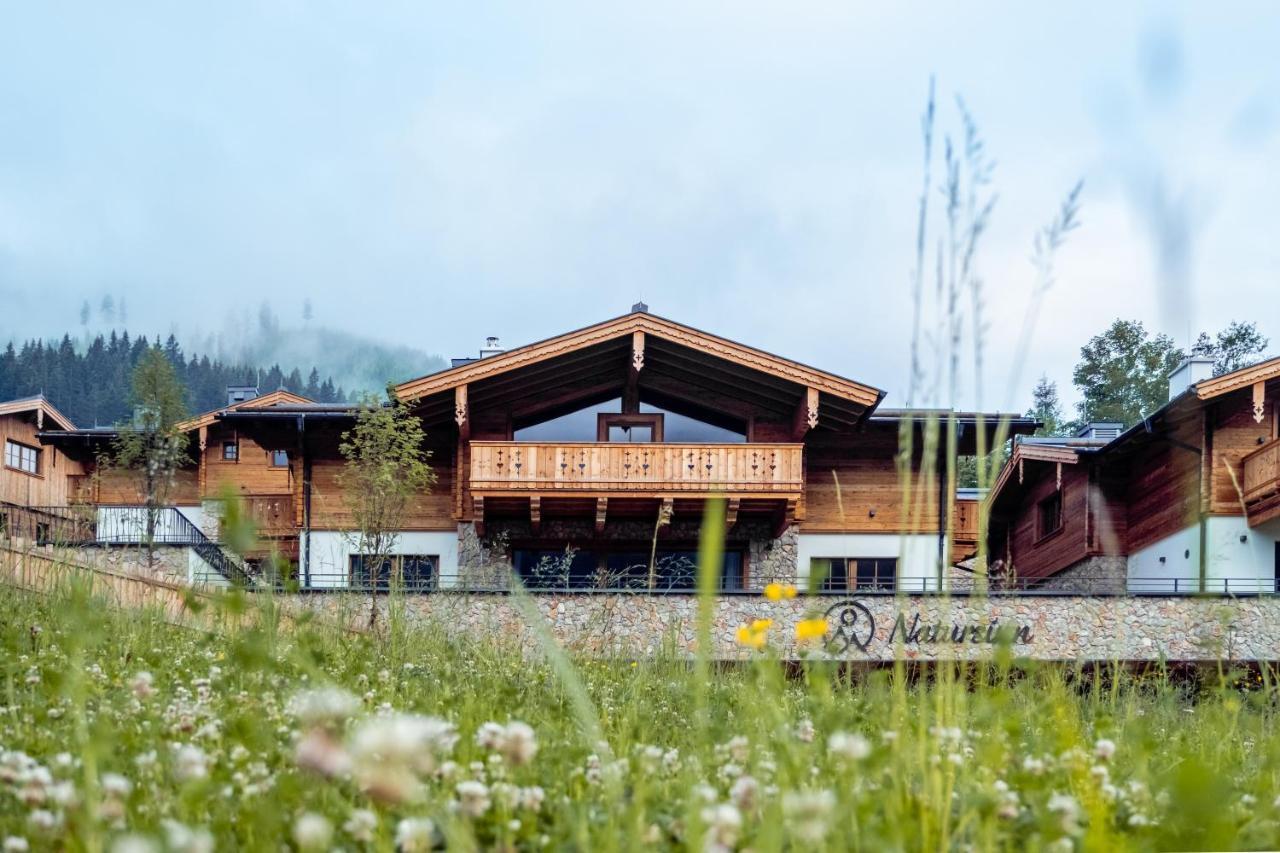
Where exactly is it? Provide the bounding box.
[1,3,1275,404]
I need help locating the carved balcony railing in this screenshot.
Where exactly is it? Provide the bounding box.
[469,442,804,496]
[243,494,297,537]
[1242,438,1280,506]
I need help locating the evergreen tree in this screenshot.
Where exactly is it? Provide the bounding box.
[1027,376,1067,436]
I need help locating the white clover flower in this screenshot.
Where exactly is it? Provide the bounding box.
[291,813,333,851]
[130,672,154,700]
[730,775,760,812]
[3,838,30,852]
[519,785,546,812]
[101,773,132,799]
[827,732,871,762]
[287,687,361,730]
[26,811,59,833]
[160,820,214,853]
[794,719,815,743]
[456,780,492,817]
[1094,738,1116,761]
[1022,756,1045,775]
[1128,813,1150,827]
[295,729,352,779]
[700,803,742,851]
[342,809,378,843]
[349,714,458,804]
[782,789,836,842]
[1046,838,1074,853]
[500,721,538,766]
[395,818,435,853]
[172,744,208,783]
[475,722,506,751]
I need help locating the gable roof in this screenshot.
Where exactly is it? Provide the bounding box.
[1194,355,1280,400]
[178,390,314,431]
[0,394,76,431]
[393,310,884,409]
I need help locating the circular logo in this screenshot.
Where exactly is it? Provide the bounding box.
[823,599,876,654]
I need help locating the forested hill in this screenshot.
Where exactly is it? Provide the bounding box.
[0,332,349,428]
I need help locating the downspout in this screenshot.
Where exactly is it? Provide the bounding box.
[298,414,312,588]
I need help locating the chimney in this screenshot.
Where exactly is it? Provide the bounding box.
[1167,355,1215,400]
[631,301,649,313]
[479,337,504,359]
[226,385,260,406]
[1075,422,1123,441]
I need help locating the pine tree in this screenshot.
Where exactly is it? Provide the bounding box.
[1027,376,1067,436]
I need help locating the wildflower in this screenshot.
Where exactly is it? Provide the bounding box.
[1128,813,1150,827]
[764,583,799,601]
[795,618,829,644]
[349,714,458,803]
[500,721,539,766]
[287,687,360,729]
[701,803,742,851]
[292,813,333,851]
[1021,756,1045,775]
[751,618,774,633]
[827,732,871,762]
[101,773,132,799]
[343,809,378,843]
[295,728,351,779]
[1093,738,1116,762]
[160,820,214,853]
[730,775,760,812]
[3,838,29,853]
[26,811,59,834]
[794,718,815,743]
[172,744,209,783]
[130,672,155,700]
[519,785,546,812]
[1047,792,1081,833]
[456,780,492,817]
[782,789,836,842]
[1046,838,1074,853]
[475,722,506,751]
[735,624,767,651]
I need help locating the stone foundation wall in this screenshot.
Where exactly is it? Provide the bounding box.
[2,542,193,586]
[300,591,1280,661]
[1031,556,1128,594]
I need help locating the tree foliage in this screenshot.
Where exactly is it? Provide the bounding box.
[1190,321,1269,376]
[339,391,437,627]
[1026,375,1067,437]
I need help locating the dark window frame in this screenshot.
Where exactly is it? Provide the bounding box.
[348,554,439,592]
[810,557,897,592]
[270,449,289,468]
[4,439,41,476]
[222,441,239,462]
[512,541,746,591]
[1037,491,1064,541]
[597,413,664,443]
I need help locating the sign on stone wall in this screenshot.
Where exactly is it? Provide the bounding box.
[823,599,1035,654]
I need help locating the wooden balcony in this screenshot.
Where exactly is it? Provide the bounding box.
[469,442,804,498]
[1242,438,1280,526]
[243,494,297,537]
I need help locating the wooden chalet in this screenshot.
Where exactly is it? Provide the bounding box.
[1,395,82,510]
[985,355,1280,592]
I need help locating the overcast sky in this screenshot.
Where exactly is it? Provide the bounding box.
[0,2,1276,413]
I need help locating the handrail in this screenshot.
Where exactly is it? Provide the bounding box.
[1241,437,1280,502]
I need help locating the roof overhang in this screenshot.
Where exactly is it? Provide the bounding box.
[394,312,884,430]
[1193,355,1280,401]
[0,396,76,431]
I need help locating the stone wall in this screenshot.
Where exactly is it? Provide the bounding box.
[299,591,1280,662]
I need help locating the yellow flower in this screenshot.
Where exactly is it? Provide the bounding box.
[782,584,798,599]
[795,618,829,644]
[735,623,767,650]
[751,618,774,633]
[764,583,783,601]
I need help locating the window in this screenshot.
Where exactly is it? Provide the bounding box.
[597,413,664,443]
[348,554,438,591]
[270,450,289,468]
[513,548,745,591]
[222,441,239,461]
[810,558,897,592]
[1038,492,1063,539]
[4,440,39,475]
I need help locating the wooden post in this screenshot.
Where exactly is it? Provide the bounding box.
[472,496,485,537]
[595,497,608,533]
[725,498,740,528]
[624,332,645,413]
[455,384,469,438]
[1254,380,1267,424]
[792,387,819,440]
[529,495,541,534]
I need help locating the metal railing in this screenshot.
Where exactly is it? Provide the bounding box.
[0,504,252,587]
[283,570,1280,597]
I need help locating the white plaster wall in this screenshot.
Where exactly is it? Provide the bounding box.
[175,505,209,536]
[1127,517,1278,593]
[300,530,460,590]
[796,533,945,591]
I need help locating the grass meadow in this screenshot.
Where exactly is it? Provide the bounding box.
[0,569,1278,852]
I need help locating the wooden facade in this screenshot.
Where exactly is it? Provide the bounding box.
[0,397,83,509]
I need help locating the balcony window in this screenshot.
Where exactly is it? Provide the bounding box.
[270,449,289,468]
[598,413,663,443]
[811,557,897,592]
[348,554,438,591]
[4,439,39,475]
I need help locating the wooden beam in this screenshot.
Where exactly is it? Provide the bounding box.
[1255,380,1267,424]
[774,497,797,539]
[793,387,819,439]
[529,495,541,534]
[595,497,608,533]
[624,331,644,413]
[454,385,469,439]
[725,497,740,528]
[472,496,485,537]
[658,497,673,528]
